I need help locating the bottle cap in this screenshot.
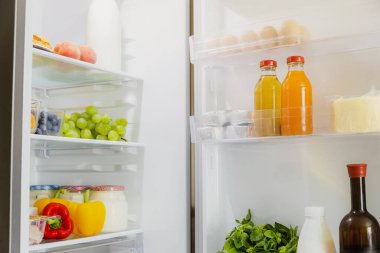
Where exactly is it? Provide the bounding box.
[260,60,277,68]
[305,206,325,217]
[347,164,367,178]
[287,56,304,64]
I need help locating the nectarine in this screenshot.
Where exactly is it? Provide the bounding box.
[79,45,97,64]
[54,41,81,60]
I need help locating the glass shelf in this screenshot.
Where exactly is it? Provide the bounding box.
[29,229,142,252]
[30,134,144,150]
[32,48,142,89]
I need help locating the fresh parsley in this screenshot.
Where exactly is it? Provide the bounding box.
[217,209,299,253]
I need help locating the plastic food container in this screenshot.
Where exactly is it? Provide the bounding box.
[31,101,40,134]
[30,185,60,207]
[60,186,90,203]
[90,185,128,233]
[29,216,50,245]
[36,108,64,136]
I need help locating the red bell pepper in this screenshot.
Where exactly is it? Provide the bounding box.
[42,203,74,239]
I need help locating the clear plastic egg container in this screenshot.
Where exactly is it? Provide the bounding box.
[190,18,309,63]
[35,108,65,136]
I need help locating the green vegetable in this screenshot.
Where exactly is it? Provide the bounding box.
[217,209,299,253]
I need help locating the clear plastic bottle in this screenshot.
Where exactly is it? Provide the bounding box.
[298,207,336,253]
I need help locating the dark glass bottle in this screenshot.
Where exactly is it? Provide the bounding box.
[340,164,380,253]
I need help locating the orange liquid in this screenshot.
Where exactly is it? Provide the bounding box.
[281,70,313,135]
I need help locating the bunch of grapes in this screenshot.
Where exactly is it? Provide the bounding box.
[62,105,128,141]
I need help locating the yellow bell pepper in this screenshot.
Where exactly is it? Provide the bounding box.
[73,189,106,237]
[34,189,69,215]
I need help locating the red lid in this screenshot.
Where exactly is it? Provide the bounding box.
[347,164,367,178]
[287,56,304,64]
[260,60,277,68]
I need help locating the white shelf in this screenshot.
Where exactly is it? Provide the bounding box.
[29,229,142,252]
[30,134,144,150]
[191,32,380,66]
[32,48,142,89]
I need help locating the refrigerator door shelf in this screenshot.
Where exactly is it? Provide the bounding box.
[32,48,142,89]
[29,229,142,252]
[190,32,380,66]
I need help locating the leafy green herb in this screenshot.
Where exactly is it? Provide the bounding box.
[217,209,299,253]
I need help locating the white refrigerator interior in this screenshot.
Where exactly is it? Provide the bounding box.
[27,0,189,252]
[191,0,380,252]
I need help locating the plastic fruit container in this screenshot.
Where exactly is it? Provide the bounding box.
[31,101,40,134]
[36,108,64,136]
[29,216,49,245]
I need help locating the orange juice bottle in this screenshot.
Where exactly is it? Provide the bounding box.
[254,60,281,136]
[281,56,313,135]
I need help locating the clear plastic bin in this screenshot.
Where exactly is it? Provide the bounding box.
[31,101,40,134]
[35,108,65,136]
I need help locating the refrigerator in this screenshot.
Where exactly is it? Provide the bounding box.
[3,0,380,252]
[190,0,380,252]
[2,0,189,252]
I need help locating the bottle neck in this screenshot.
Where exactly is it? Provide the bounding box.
[350,177,367,211]
[260,66,276,76]
[288,62,304,71]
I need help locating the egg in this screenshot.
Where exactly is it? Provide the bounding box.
[260,26,278,49]
[240,30,260,52]
[203,37,221,50]
[220,35,240,54]
[279,19,301,45]
[300,25,311,42]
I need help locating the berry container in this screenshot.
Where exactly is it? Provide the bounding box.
[36,108,65,136]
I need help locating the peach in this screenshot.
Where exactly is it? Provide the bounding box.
[79,45,97,64]
[54,41,80,60]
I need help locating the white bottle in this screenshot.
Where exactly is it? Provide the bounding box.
[297,207,336,253]
[87,0,122,70]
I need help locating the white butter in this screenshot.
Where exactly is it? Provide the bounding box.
[333,95,380,133]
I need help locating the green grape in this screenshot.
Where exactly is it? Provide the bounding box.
[92,114,101,123]
[65,129,80,138]
[80,112,90,120]
[108,130,120,141]
[115,118,128,127]
[110,121,117,130]
[86,105,98,116]
[76,118,88,129]
[81,129,93,139]
[62,123,70,134]
[68,121,76,129]
[115,125,126,137]
[71,112,80,122]
[87,120,95,130]
[101,113,111,124]
[96,135,107,140]
[64,114,71,122]
[95,122,111,136]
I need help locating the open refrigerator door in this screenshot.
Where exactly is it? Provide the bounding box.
[7,0,190,252]
[191,0,380,252]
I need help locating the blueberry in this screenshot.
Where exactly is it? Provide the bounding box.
[52,126,58,133]
[36,128,42,135]
[40,111,48,119]
[47,122,53,130]
[48,113,57,121]
[52,118,58,126]
[40,125,47,132]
